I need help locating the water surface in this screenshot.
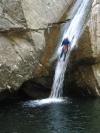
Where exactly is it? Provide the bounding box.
[0,97,100,133]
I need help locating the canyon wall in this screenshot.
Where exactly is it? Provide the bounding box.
[0,0,74,99]
[68,0,100,96]
[0,0,100,99]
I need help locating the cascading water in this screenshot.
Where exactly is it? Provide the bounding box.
[24,0,93,107]
[50,0,93,98]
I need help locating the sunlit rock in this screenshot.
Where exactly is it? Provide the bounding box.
[0,0,73,100]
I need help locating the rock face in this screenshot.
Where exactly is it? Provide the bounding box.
[0,0,100,99]
[87,0,100,96]
[0,0,74,99]
[66,0,100,96]
[33,0,100,97]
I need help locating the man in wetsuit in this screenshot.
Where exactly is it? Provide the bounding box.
[60,38,70,61]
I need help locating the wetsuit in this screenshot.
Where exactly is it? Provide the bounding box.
[60,38,70,61]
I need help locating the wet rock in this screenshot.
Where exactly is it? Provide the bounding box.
[65,0,100,96]
[32,0,100,97]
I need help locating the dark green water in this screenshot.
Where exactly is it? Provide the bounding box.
[0,97,100,133]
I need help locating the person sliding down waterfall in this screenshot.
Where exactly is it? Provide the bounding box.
[60,38,70,61]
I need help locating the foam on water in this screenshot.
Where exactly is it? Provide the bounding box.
[24,98,68,107]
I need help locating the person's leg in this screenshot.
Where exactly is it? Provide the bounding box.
[63,45,69,61]
[63,46,68,61]
[67,45,69,51]
[64,51,67,61]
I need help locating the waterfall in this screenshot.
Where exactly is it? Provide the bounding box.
[50,0,93,98]
[24,0,93,107]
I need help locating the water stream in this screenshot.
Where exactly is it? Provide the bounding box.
[23,0,93,107]
[50,0,93,98]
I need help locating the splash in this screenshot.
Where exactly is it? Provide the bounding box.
[50,0,93,98]
[24,98,67,107]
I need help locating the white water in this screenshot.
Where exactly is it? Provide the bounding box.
[24,98,67,107]
[50,0,93,98]
[24,0,93,107]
